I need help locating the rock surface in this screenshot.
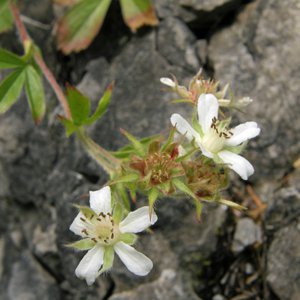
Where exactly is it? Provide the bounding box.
[0,0,299,299]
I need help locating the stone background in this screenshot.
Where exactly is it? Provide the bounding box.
[1,0,300,299]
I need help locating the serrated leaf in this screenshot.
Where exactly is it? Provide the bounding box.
[25,65,46,124]
[57,115,78,137]
[0,0,13,34]
[0,48,26,69]
[0,69,25,114]
[56,0,112,54]
[120,0,158,32]
[66,238,95,250]
[84,81,113,125]
[66,85,90,125]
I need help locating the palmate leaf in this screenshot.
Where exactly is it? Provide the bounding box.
[0,0,13,34]
[0,68,25,114]
[120,0,158,32]
[56,0,112,54]
[0,48,26,69]
[25,65,46,124]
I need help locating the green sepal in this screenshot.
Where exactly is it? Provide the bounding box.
[84,82,113,125]
[115,183,131,211]
[194,199,203,221]
[66,238,96,250]
[113,201,125,223]
[224,142,247,155]
[110,173,139,185]
[120,233,137,245]
[0,48,26,69]
[99,246,114,274]
[161,127,176,152]
[218,199,247,211]
[73,204,97,219]
[66,85,90,126]
[25,65,46,124]
[192,115,203,137]
[172,178,197,200]
[0,68,26,114]
[120,128,145,156]
[148,188,159,215]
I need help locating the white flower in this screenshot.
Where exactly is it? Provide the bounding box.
[69,186,157,285]
[170,94,260,180]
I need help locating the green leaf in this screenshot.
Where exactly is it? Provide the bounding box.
[120,233,137,245]
[120,0,158,32]
[66,238,95,250]
[0,69,25,114]
[25,65,46,124]
[56,0,112,54]
[99,246,114,274]
[57,115,78,137]
[172,178,197,200]
[0,0,13,34]
[66,85,90,125]
[0,48,26,69]
[113,201,125,223]
[85,82,113,125]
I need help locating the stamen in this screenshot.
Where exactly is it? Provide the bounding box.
[80,217,86,223]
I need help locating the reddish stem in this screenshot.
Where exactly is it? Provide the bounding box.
[9,1,72,120]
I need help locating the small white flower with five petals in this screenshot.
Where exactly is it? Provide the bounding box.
[69,186,157,285]
[171,94,260,180]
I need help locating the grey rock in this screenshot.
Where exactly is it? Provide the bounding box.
[109,269,200,300]
[7,251,60,300]
[231,217,262,253]
[267,223,300,300]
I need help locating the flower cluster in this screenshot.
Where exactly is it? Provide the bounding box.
[69,71,260,285]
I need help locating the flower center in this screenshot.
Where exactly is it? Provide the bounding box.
[146,153,174,185]
[80,212,119,246]
[202,117,233,154]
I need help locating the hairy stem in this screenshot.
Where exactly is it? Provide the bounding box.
[76,128,121,175]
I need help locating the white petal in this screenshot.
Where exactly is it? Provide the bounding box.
[196,140,214,158]
[119,206,157,233]
[69,212,85,237]
[218,150,254,180]
[114,242,153,276]
[171,114,199,142]
[197,94,219,133]
[160,77,175,87]
[75,245,105,285]
[89,186,111,214]
[225,122,260,146]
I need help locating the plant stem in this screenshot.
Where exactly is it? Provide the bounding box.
[9,1,118,175]
[76,128,121,175]
[9,1,71,120]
